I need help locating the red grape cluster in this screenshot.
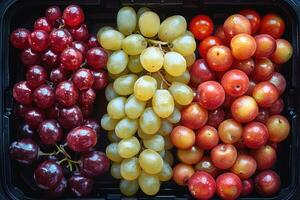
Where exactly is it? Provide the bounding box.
[9,5,109,198]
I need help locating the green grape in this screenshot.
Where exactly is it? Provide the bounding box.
[158,15,187,42]
[158,149,166,157]
[120,157,141,180]
[120,179,139,196]
[183,30,194,38]
[171,34,196,56]
[128,55,143,73]
[138,171,160,196]
[105,83,119,101]
[152,89,174,118]
[169,82,194,105]
[164,135,174,150]
[125,94,146,119]
[143,135,165,152]
[137,7,151,19]
[113,74,138,96]
[158,161,173,181]
[100,29,124,50]
[117,6,137,35]
[139,107,161,135]
[158,120,173,136]
[106,143,123,163]
[134,75,157,101]
[109,68,129,80]
[97,26,114,44]
[108,131,121,143]
[184,53,196,68]
[118,136,141,158]
[163,51,187,77]
[122,34,147,55]
[139,11,160,38]
[107,50,128,75]
[166,107,181,124]
[111,162,122,179]
[139,149,163,174]
[163,150,174,166]
[101,114,119,131]
[115,117,138,139]
[107,97,126,119]
[151,72,166,89]
[137,128,153,140]
[140,47,164,72]
[165,70,190,84]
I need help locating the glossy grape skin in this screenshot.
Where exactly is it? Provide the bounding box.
[58,105,83,129]
[101,114,119,131]
[78,88,96,106]
[100,30,124,50]
[138,171,160,195]
[106,142,123,162]
[41,49,60,67]
[118,137,141,158]
[45,6,62,23]
[10,28,30,49]
[167,107,181,124]
[49,28,72,52]
[34,160,63,190]
[50,67,67,84]
[55,81,79,106]
[115,118,138,139]
[152,89,175,118]
[13,81,33,105]
[71,41,88,57]
[113,74,138,96]
[107,97,126,119]
[158,15,187,42]
[110,162,121,179]
[120,157,141,180]
[143,135,165,152]
[26,65,47,88]
[134,75,157,101]
[163,51,187,77]
[68,173,94,197]
[46,103,60,119]
[69,24,89,41]
[20,48,41,66]
[120,179,139,196]
[139,107,161,135]
[9,138,39,164]
[90,70,107,91]
[139,149,163,174]
[28,30,49,52]
[72,68,94,91]
[117,6,137,35]
[63,5,85,27]
[139,11,160,37]
[60,47,83,71]
[86,34,99,48]
[67,126,97,152]
[125,94,146,119]
[86,47,108,69]
[34,17,53,32]
[128,55,143,73]
[24,108,45,129]
[19,123,35,138]
[80,151,109,177]
[122,34,147,55]
[33,84,55,109]
[38,120,62,144]
[140,47,164,72]
[45,177,67,199]
[169,82,193,106]
[107,50,128,74]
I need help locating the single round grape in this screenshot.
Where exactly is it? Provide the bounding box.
[120,179,139,196]
[106,143,123,163]
[137,128,153,140]
[49,28,72,52]
[169,82,193,105]
[9,138,39,164]
[120,157,141,180]
[164,135,174,150]
[128,55,143,73]
[33,84,55,109]
[184,53,196,67]
[122,34,147,55]
[62,5,85,27]
[41,49,59,67]
[163,51,187,77]
[165,70,190,84]
[107,50,128,74]
[166,107,181,124]
[50,67,67,84]
[34,17,53,32]
[80,151,109,177]
[96,26,114,43]
[86,34,99,48]
[152,89,174,118]
[110,162,122,179]
[158,15,187,42]
[118,137,141,158]
[86,47,108,69]
[101,114,119,131]
[26,65,47,88]
[38,120,62,145]
[139,11,160,37]
[125,94,146,119]
[55,81,78,106]
[139,149,163,174]
[113,74,138,96]
[100,29,124,50]
[20,48,41,66]
[79,88,96,105]
[69,24,89,41]
[115,117,138,139]
[138,171,160,195]
[107,131,121,143]
[134,75,157,101]
[10,28,30,49]
[171,34,196,56]
[24,108,45,128]
[58,105,83,129]
[158,120,173,136]
[45,177,67,199]
[28,30,49,52]
[140,47,164,72]
[107,97,126,119]
[68,173,93,197]
[13,81,33,105]
[92,69,108,90]
[158,161,173,181]
[139,107,161,135]
[45,6,62,23]
[117,6,137,35]
[163,150,174,166]
[67,126,97,152]
[105,83,119,101]
[143,135,165,152]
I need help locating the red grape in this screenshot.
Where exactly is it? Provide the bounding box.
[67,126,97,152]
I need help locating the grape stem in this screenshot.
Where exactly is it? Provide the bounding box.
[38,151,55,157]
[158,71,171,88]
[146,39,169,46]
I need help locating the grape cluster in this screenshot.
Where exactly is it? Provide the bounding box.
[99,6,196,196]
[9,5,109,198]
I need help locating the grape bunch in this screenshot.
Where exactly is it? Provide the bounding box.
[9,5,109,198]
[99,6,196,196]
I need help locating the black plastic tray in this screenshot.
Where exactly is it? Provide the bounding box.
[1,0,300,199]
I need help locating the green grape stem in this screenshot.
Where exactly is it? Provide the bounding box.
[146,39,169,46]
